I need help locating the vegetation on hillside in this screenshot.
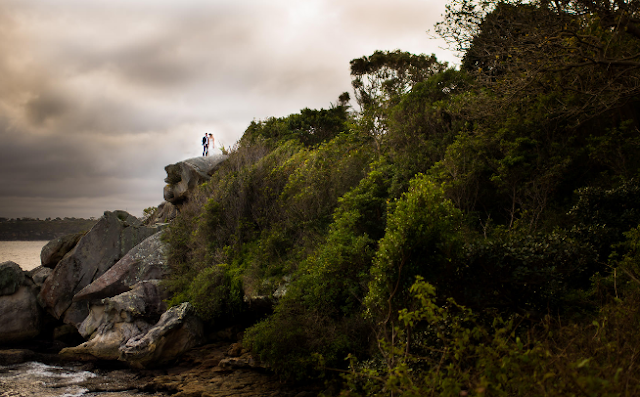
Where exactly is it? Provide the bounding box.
[164,0,640,394]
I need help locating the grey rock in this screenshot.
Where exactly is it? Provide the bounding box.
[62,281,166,361]
[77,280,166,339]
[0,261,26,296]
[60,321,152,361]
[40,232,84,269]
[29,266,52,288]
[145,201,177,225]
[77,305,108,340]
[39,210,162,322]
[62,301,91,330]
[163,155,227,205]
[74,232,168,302]
[119,302,204,368]
[218,355,259,370]
[0,286,42,343]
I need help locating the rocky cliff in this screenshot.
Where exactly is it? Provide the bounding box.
[0,155,316,396]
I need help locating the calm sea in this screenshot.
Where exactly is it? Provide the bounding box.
[0,240,49,271]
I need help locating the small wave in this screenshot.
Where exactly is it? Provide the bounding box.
[0,362,96,397]
[57,386,90,397]
[0,362,96,382]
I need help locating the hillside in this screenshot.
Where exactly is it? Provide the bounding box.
[161,0,640,394]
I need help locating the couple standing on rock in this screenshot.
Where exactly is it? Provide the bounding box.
[202,133,215,156]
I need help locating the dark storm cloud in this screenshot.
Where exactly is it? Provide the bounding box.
[24,89,72,127]
[0,0,454,219]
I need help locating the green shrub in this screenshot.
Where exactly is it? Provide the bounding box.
[244,163,394,379]
[246,307,370,382]
[167,264,244,322]
[365,174,464,320]
[343,277,640,397]
[240,105,349,147]
[458,230,598,314]
[570,179,640,260]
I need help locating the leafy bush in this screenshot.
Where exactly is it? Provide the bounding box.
[245,163,394,380]
[163,140,299,319]
[570,179,640,260]
[458,230,598,314]
[365,174,464,320]
[168,264,244,322]
[344,277,640,397]
[241,105,349,147]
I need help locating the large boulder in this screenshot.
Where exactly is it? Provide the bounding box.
[39,210,163,322]
[29,266,52,288]
[144,201,177,225]
[0,286,42,343]
[73,232,168,302]
[40,232,85,269]
[60,320,152,361]
[0,261,25,296]
[163,155,227,206]
[77,280,167,340]
[119,302,204,368]
[61,291,199,367]
[61,281,166,361]
[0,264,42,343]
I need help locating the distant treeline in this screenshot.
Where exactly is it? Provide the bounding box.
[0,217,98,241]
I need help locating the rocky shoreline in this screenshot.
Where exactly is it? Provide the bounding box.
[0,341,319,397]
[0,155,321,397]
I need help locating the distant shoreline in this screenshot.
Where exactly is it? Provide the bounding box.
[0,239,51,243]
[0,238,59,242]
[0,218,98,241]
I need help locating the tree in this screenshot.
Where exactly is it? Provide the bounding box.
[240,96,350,148]
[438,0,640,126]
[349,51,447,151]
[431,0,640,229]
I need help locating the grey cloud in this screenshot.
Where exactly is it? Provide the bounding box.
[0,0,454,219]
[24,89,72,126]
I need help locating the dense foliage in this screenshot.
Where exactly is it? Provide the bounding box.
[163,0,640,394]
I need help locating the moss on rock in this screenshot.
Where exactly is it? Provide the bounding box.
[0,261,25,296]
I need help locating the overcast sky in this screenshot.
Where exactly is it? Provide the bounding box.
[0,0,456,219]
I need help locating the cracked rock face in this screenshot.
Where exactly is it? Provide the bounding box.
[0,263,43,343]
[63,294,201,369]
[73,232,168,302]
[119,302,204,369]
[163,155,227,206]
[0,285,42,343]
[39,210,164,325]
[62,280,167,361]
[40,232,85,269]
[77,280,167,340]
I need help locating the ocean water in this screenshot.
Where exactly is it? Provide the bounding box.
[0,361,162,397]
[0,361,96,397]
[0,243,168,397]
[0,241,49,271]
